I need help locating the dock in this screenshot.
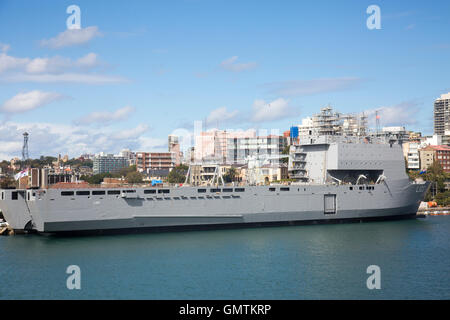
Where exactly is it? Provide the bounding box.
[417,207,450,216]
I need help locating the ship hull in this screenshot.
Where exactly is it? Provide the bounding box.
[0,179,430,235]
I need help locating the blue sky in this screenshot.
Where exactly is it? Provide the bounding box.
[0,0,449,160]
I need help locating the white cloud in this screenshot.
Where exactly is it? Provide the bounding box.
[206,107,239,124]
[111,124,149,140]
[23,53,99,74]
[266,77,363,96]
[0,121,166,160]
[1,90,64,114]
[40,26,102,49]
[220,56,257,72]
[0,52,122,84]
[75,53,99,68]
[0,52,100,75]
[0,52,29,73]
[250,98,295,123]
[75,106,136,125]
[364,101,420,126]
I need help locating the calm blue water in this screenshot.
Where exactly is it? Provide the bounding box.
[0,216,449,300]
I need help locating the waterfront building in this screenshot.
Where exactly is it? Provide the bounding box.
[419,145,450,173]
[226,135,287,165]
[93,153,128,174]
[194,129,256,163]
[434,92,450,145]
[420,134,442,148]
[403,142,420,170]
[419,147,435,172]
[119,149,136,166]
[136,152,176,176]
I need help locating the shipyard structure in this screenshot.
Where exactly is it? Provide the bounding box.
[0,107,430,235]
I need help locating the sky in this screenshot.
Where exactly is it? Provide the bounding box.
[0,0,449,160]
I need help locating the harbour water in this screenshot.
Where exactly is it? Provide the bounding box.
[0,216,449,300]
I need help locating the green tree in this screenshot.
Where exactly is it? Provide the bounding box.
[81,173,114,185]
[281,145,290,163]
[126,171,144,184]
[422,160,450,205]
[168,165,188,184]
[119,165,137,177]
[223,167,237,183]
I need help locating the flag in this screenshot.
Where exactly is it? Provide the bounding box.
[14,169,29,180]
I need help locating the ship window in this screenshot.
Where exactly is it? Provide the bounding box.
[198,196,205,199]
[232,195,241,198]
[107,190,120,195]
[214,196,221,199]
[174,197,180,200]
[147,198,154,201]
[234,188,245,192]
[76,191,90,196]
[1,192,3,200]
[280,187,290,191]
[92,191,106,195]
[190,197,197,200]
[223,188,233,192]
[222,196,231,199]
[164,197,171,200]
[206,196,213,199]
[144,189,156,194]
[359,186,364,190]
[158,189,170,194]
[269,187,276,192]
[123,190,136,193]
[210,188,221,192]
[61,191,74,196]
[156,197,163,201]
[198,189,206,193]
[349,187,353,190]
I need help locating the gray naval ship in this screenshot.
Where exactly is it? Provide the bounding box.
[0,108,430,235]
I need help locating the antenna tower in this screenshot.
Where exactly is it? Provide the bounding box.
[22,132,29,162]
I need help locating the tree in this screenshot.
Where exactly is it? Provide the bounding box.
[119,165,137,177]
[0,177,17,189]
[223,167,237,183]
[422,160,450,205]
[126,171,144,184]
[168,165,188,184]
[81,173,113,185]
[281,145,290,164]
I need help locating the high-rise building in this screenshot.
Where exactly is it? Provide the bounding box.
[168,135,182,166]
[93,153,128,174]
[434,92,450,144]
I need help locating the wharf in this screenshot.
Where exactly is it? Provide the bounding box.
[417,207,450,216]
